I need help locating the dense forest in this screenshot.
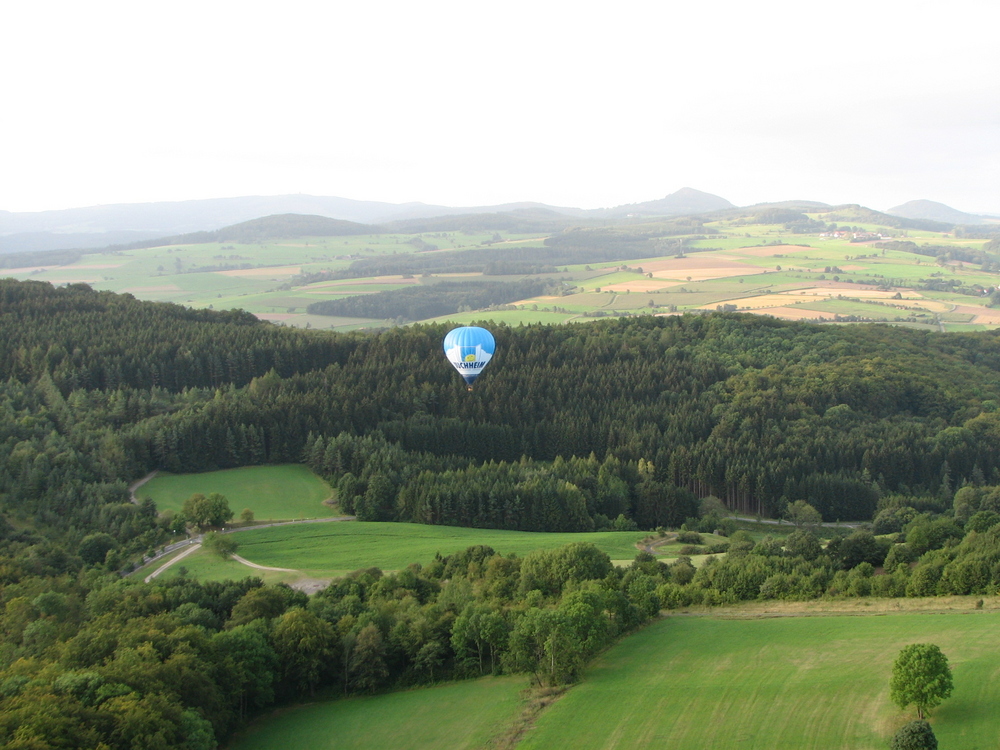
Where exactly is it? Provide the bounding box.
[8,277,1000,746]
[6,277,1000,548]
[306,280,554,321]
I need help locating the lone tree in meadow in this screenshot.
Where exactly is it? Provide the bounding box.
[890,644,953,720]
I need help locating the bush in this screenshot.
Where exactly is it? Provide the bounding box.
[678,545,703,556]
[676,531,703,545]
[890,720,937,749]
[79,532,118,565]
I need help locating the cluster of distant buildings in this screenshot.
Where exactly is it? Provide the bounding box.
[819,230,892,242]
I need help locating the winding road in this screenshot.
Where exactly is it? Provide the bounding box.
[128,514,355,581]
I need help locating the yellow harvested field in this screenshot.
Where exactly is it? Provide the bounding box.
[590,255,765,282]
[652,265,767,282]
[784,286,918,299]
[217,266,301,277]
[699,287,953,314]
[968,308,1000,325]
[703,294,811,309]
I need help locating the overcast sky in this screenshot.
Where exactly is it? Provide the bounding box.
[2,0,998,214]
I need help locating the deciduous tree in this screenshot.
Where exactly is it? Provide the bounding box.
[890,644,953,719]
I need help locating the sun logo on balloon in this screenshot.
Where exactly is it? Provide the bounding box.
[464,354,477,362]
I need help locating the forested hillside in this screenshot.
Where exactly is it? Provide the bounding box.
[5,278,1000,554]
[6,278,1000,747]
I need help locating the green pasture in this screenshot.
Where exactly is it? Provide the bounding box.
[160,522,656,581]
[229,676,526,750]
[234,522,657,574]
[140,464,335,520]
[520,611,1000,750]
[583,270,656,287]
[155,547,300,586]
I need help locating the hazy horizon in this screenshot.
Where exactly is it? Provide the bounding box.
[3,0,998,215]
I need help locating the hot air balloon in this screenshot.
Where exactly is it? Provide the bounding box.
[443,326,495,390]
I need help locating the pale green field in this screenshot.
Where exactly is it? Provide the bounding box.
[140,464,335,520]
[428,309,578,326]
[228,676,527,750]
[520,611,1000,750]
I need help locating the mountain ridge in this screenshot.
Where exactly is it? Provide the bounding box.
[0,188,730,253]
[3,190,997,255]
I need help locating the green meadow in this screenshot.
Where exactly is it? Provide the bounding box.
[228,676,527,750]
[158,522,659,582]
[140,464,335,521]
[221,610,1000,750]
[519,611,1000,750]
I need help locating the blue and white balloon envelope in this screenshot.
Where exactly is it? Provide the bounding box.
[443,326,496,388]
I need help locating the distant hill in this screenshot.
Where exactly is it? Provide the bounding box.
[120,214,372,250]
[385,207,588,234]
[595,187,734,218]
[824,204,952,232]
[887,199,993,225]
[0,195,416,236]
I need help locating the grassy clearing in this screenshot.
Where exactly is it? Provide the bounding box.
[228,675,527,750]
[156,548,299,585]
[158,522,654,581]
[519,610,1000,750]
[235,522,654,576]
[140,464,335,520]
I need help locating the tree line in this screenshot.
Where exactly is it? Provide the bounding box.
[0,540,664,748]
[305,280,553,321]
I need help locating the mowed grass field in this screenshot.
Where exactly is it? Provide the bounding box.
[158,522,658,582]
[229,675,527,750]
[139,464,335,520]
[519,611,1000,750]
